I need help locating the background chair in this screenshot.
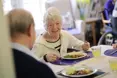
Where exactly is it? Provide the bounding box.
[98,31,113,45]
[98,16,117,45]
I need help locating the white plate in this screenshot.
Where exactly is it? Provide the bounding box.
[61,52,87,60]
[60,67,98,77]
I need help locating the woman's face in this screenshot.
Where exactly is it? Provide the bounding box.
[46,19,62,37]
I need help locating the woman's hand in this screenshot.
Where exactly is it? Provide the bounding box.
[112,44,117,49]
[45,53,60,62]
[82,42,90,51]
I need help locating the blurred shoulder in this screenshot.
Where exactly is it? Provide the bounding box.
[61,30,72,36]
[35,34,44,44]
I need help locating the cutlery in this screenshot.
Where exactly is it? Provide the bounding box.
[110,49,117,55]
[56,69,68,78]
[94,72,109,78]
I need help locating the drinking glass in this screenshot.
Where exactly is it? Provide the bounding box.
[108,58,117,72]
[91,46,101,57]
[108,57,117,77]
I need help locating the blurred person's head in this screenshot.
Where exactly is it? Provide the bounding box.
[43,7,62,38]
[6,9,36,49]
[108,0,116,4]
[113,0,116,4]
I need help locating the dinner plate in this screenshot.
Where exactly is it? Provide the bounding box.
[61,52,87,60]
[60,67,98,77]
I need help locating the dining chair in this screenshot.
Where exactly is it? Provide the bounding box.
[98,16,117,45]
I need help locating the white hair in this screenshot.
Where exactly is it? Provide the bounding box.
[43,7,62,28]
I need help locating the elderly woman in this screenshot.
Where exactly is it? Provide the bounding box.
[33,7,90,62]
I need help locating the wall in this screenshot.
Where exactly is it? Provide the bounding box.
[0,0,15,78]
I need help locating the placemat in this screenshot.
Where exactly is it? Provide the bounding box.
[104,49,117,57]
[51,52,93,65]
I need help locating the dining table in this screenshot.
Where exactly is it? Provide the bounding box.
[46,45,117,78]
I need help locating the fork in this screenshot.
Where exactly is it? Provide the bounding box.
[94,72,110,78]
[110,49,117,55]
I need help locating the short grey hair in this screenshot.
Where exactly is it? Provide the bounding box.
[6,9,35,37]
[43,7,62,28]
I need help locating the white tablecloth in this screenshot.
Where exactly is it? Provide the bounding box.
[47,45,117,78]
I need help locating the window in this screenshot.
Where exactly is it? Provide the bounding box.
[23,0,47,30]
[3,0,47,31]
[2,0,12,14]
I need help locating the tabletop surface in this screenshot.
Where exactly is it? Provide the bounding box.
[47,45,117,78]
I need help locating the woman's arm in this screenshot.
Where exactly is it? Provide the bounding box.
[33,43,46,59]
[65,31,90,50]
[64,31,84,50]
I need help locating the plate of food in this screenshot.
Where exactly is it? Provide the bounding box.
[60,66,98,77]
[61,51,87,60]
